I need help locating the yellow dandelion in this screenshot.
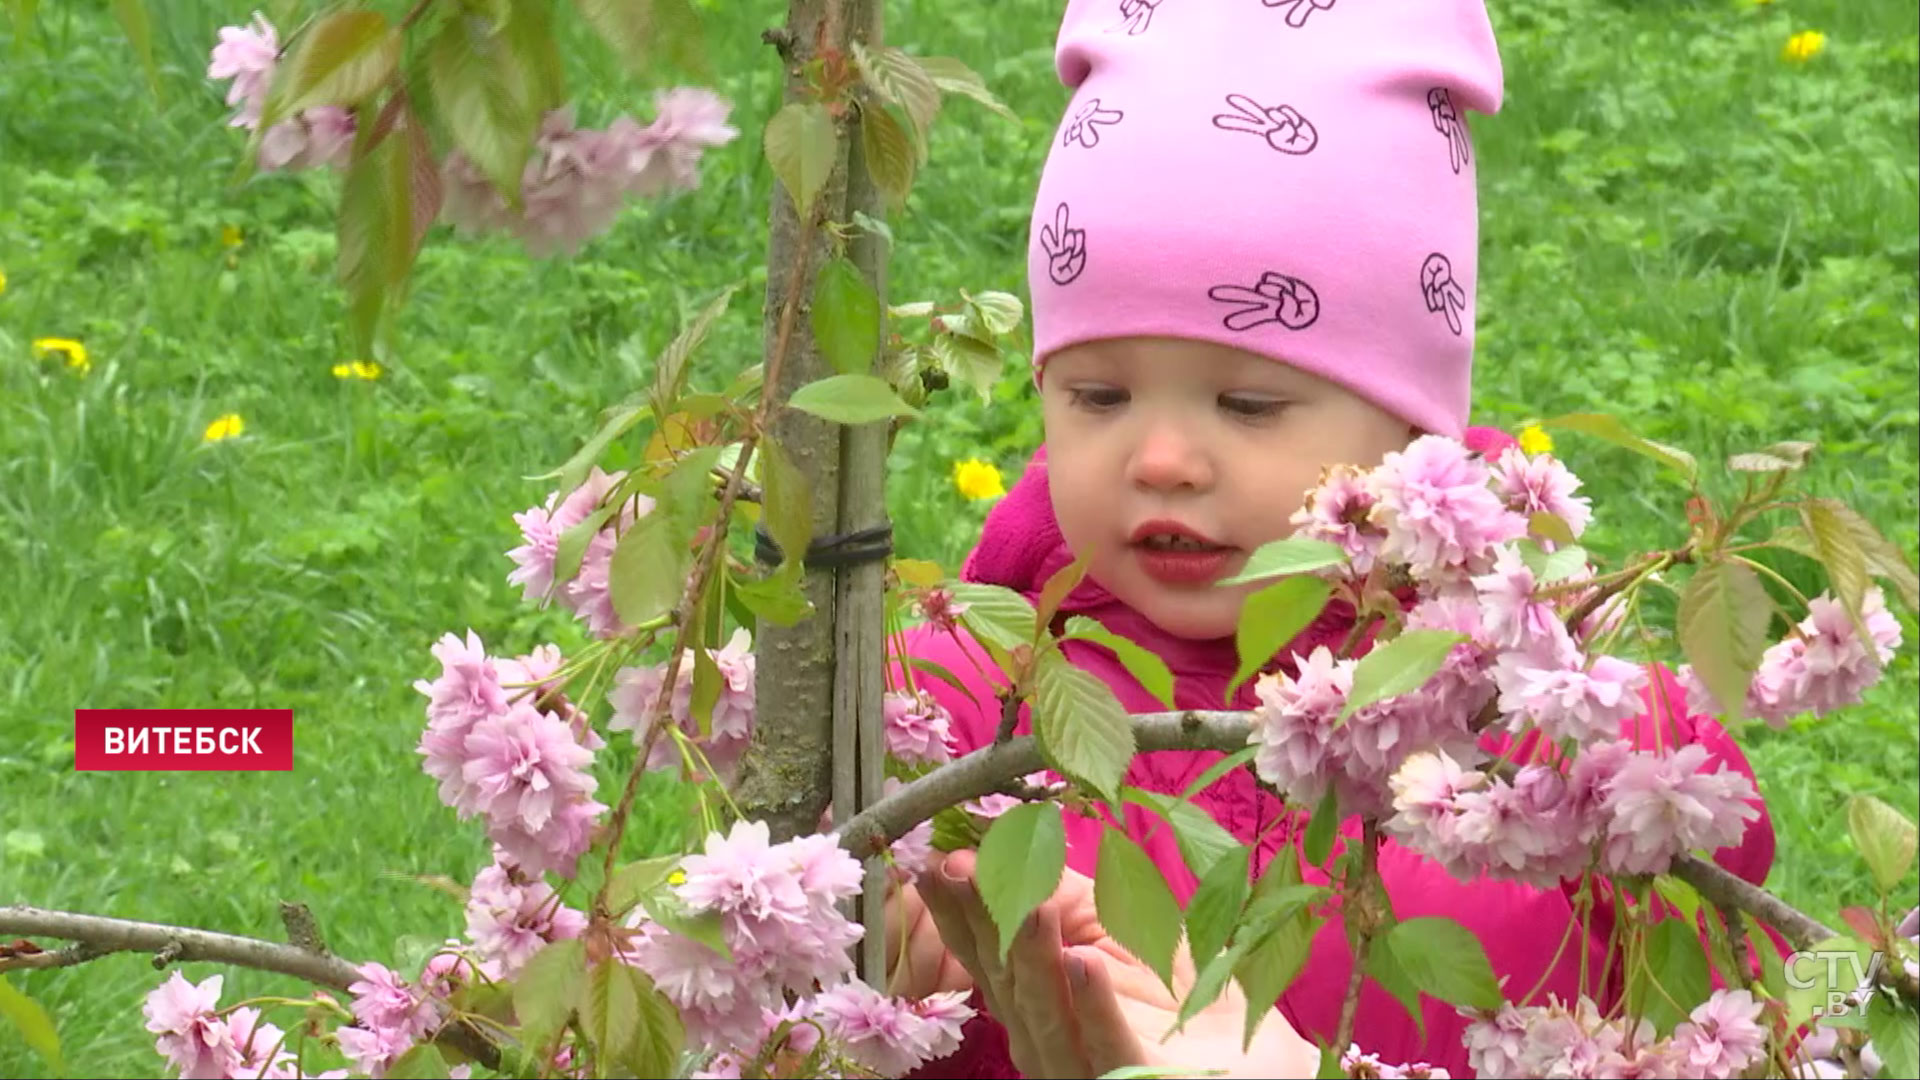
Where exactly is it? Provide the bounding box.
[1782,30,1826,62]
[331,361,383,381]
[952,458,1006,501]
[1518,424,1554,456]
[203,414,246,443]
[220,225,244,249]
[32,337,90,375]
[0,268,8,296]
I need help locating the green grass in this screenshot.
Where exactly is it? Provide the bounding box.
[1,0,1916,1075]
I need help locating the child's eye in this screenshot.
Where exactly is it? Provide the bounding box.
[1219,393,1285,419]
[1068,386,1129,411]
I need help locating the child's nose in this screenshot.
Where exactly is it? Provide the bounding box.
[1126,422,1215,492]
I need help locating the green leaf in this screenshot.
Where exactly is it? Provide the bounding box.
[551,502,619,600]
[690,636,721,736]
[606,855,681,916]
[787,373,920,425]
[860,101,916,209]
[851,42,941,157]
[385,1043,451,1079]
[932,804,983,851]
[1528,511,1577,548]
[1677,559,1772,723]
[1220,537,1348,586]
[967,291,1025,336]
[1729,450,1803,473]
[1124,788,1239,880]
[1096,830,1184,988]
[609,511,691,627]
[1185,846,1252,967]
[1868,993,1920,1080]
[949,582,1039,653]
[111,0,161,102]
[1515,539,1589,585]
[1382,917,1504,1013]
[261,10,401,132]
[1034,652,1136,803]
[337,107,416,361]
[1848,794,1918,894]
[427,10,540,209]
[917,55,1020,122]
[1626,917,1713,1035]
[732,560,814,626]
[1302,788,1340,868]
[1802,498,1874,632]
[1362,934,1428,1037]
[1653,874,1703,928]
[653,287,738,415]
[1180,746,1258,802]
[1539,412,1699,482]
[577,0,707,75]
[812,258,883,376]
[541,402,650,496]
[759,435,812,573]
[1035,555,1090,634]
[1234,908,1321,1049]
[1340,630,1467,724]
[623,968,687,1075]
[977,802,1067,961]
[1230,576,1333,701]
[1063,615,1176,710]
[906,655,983,713]
[1807,498,1919,612]
[0,976,63,1075]
[764,102,837,219]
[643,892,732,960]
[513,938,586,1051]
[581,958,642,1065]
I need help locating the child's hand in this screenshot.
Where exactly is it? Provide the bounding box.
[918,849,1322,1080]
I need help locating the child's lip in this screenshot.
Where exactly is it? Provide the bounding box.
[1127,519,1229,547]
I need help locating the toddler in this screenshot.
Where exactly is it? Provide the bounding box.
[888,1,1780,1075]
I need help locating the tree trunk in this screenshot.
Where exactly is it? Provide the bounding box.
[737,0,890,989]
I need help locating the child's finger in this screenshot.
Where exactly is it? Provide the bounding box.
[1007,902,1092,1079]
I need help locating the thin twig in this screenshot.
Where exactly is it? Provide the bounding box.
[1333,820,1382,1056]
[596,215,822,913]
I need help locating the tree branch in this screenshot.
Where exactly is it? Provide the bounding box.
[833,709,1845,966]
[0,906,364,988]
[0,906,503,1070]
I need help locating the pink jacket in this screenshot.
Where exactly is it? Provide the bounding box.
[900,433,1782,1078]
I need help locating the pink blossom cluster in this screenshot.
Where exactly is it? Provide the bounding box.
[607,626,758,780]
[1249,644,1482,820]
[1680,587,1903,727]
[144,972,324,1079]
[1462,989,1768,1079]
[1340,1043,1449,1078]
[206,14,355,171]
[207,17,737,255]
[690,983,973,1078]
[1363,435,1532,579]
[414,630,607,877]
[622,820,868,1050]
[465,856,587,977]
[441,92,739,257]
[884,688,958,766]
[507,467,656,640]
[1386,739,1760,886]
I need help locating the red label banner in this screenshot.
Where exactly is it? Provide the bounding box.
[74,710,294,771]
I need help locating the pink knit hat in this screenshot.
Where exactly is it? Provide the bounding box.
[1027,0,1505,438]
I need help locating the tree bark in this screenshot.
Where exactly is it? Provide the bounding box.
[736,0,888,898]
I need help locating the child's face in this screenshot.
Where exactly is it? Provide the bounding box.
[1041,337,1417,641]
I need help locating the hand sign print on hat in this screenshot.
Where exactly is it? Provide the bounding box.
[1062,97,1125,149]
[1421,253,1467,336]
[1211,94,1318,155]
[1428,88,1472,174]
[1208,271,1321,331]
[1040,203,1088,285]
[1263,0,1336,29]
[1114,0,1162,36]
